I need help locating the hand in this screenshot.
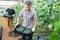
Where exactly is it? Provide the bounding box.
[12,14,15,17]
[32,27,35,32]
[12,15,14,17]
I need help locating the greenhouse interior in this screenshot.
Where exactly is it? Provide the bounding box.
[0,0,60,40]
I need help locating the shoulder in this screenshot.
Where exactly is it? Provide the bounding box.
[31,8,36,14]
[31,8,36,12]
[19,8,25,15]
[20,8,25,12]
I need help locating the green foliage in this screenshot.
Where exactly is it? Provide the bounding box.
[0,8,5,16]
[53,2,60,21]
[49,1,60,40]
[13,3,24,26]
[49,20,60,40]
[33,1,54,33]
[0,16,3,26]
[14,3,24,15]
[34,1,60,33]
[54,20,60,31]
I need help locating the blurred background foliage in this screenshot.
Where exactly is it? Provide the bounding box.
[49,20,60,40]
[0,16,3,26]
[13,2,24,26]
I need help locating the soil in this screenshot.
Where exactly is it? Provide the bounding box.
[1,17,20,40]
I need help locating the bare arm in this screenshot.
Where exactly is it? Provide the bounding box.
[17,16,20,24]
[34,19,38,28]
[32,19,38,32]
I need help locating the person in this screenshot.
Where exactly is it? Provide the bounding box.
[6,5,15,33]
[16,1,38,40]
